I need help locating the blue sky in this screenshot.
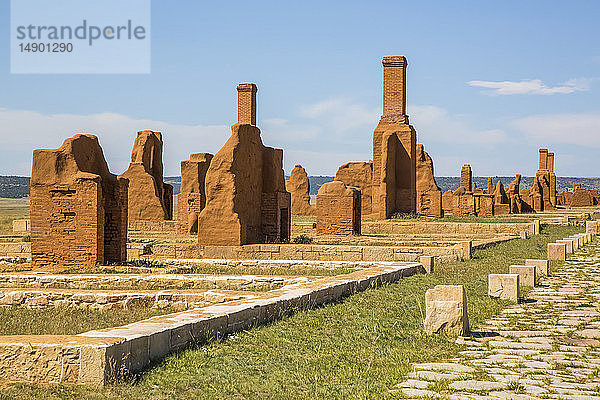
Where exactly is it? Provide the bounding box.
[0,0,599,176]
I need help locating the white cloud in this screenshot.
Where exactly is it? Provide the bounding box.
[511,112,600,147]
[409,105,507,145]
[0,108,229,176]
[468,78,592,95]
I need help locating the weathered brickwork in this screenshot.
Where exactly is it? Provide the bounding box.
[416,144,442,217]
[178,153,213,234]
[197,84,291,245]
[521,148,556,212]
[237,83,257,125]
[286,164,315,216]
[316,181,361,236]
[119,131,173,222]
[30,134,128,269]
[372,56,417,219]
[335,161,373,215]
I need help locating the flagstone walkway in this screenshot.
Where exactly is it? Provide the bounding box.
[398,237,600,399]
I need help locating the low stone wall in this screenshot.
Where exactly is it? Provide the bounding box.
[0,242,30,257]
[0,288,256,310]
[0,272,306,291]
[0,263,420,385]
[129,243,467,262]
[362,221,539,235]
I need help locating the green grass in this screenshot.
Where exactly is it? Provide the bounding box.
[0,225,582,399]
[0,305,177,336]
[0,198,29,235]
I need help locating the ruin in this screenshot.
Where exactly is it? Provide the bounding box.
[372,56,417,219]
[197,83,291,245]
[316,181,361,236]
[416,144,443,217]
[452,165,476,217]
[568,183,600,207]
[119,131,173,223]
[285,164,315,216]
[30,134,128,269]
[177,153,214,234]
[521,149,556,212]
[335,56,442,219]
[335,161,373,215]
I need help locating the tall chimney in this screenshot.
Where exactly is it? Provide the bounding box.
[538,149,548,171]
[547,152,554,173]
[460,164,472,192]
[382,56,407,117]
[237,83,257,125]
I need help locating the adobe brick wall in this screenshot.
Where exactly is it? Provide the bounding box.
[316,181,361,236]
[372,56,417,219]
[197,84,291,245]
[119,131,173,222]
[335,161,373,215]
[178,153,213,234]
[416,144,442,217]
[30,134,128,269]
[460,164,472,192]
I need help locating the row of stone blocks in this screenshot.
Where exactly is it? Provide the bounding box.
[0,263,421,385]
[423,227,598,336]
[548,232,594,260]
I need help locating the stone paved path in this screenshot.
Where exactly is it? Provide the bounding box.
[397,237,600,399]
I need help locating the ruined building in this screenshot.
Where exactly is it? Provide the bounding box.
[316,181,361,236]
[335,162,373,215]
[119,130,173,222]
[197,83,291,245]
[285,164,315,216]
[416,144,442,217]
[335,56,441,219]
[521,149,556,212]
[178,153,213,234]
[30,134,128,269]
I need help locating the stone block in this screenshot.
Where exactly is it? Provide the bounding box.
[424,285,469,336]
[556,239,574,254]
[12,219,30,234]
[458,241,472,260]
[586,220,598,235]
[509,265,536,287]
[419,256,435,273]
[488,274,520,302]
[525,259,549,276]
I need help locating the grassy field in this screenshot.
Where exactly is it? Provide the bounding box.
[0,305,177,336]
[0,198,29,235]
[0,224,582,399]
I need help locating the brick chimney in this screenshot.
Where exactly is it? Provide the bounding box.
[547,152,554,173]
[237,83,257,125]
[461,164,472,192]
[382,56,407,117]
[538,149,548,171]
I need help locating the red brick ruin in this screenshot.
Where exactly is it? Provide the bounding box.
[285,164,315,216]
[316,181,361,236]
[335,162,373,215]
[119,130,173,222]
[178,153,213,234]
[520,149,557,212]
[197,83,291,245]
[335,56,442,219]
[30,134,128,269]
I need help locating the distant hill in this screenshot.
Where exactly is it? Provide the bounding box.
[0,176,30,198]
[2,175,599,198]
